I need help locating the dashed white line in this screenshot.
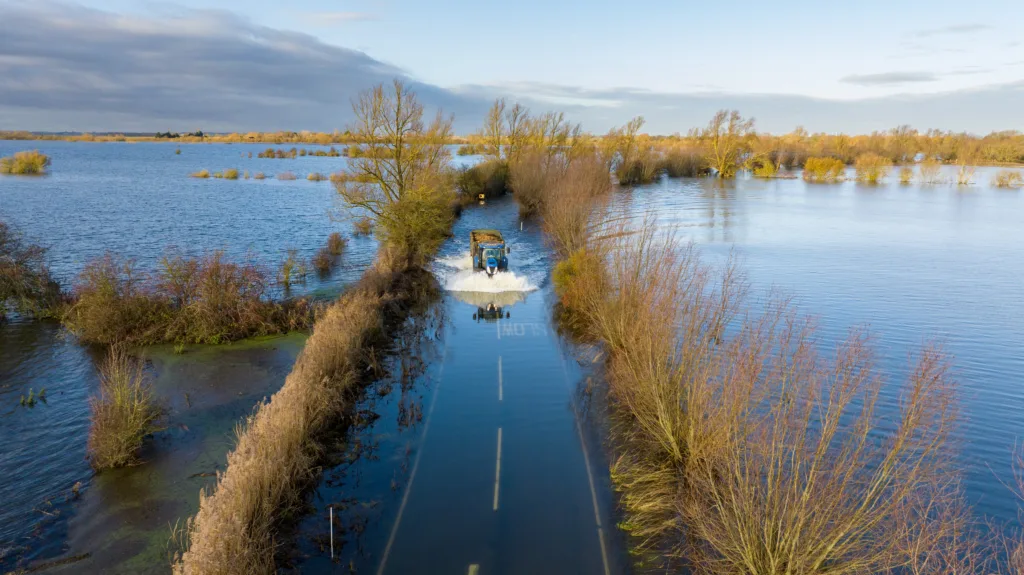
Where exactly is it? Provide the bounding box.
[493,427,503,511]
[498,355,503,401]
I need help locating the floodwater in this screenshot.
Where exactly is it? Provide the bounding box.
[2,140,1023,574]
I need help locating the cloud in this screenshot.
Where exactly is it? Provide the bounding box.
[915,23,993,37]
[301,11,376,25]
[0,2,1021,136]
[0,1,485,132]
[840,72,939,86]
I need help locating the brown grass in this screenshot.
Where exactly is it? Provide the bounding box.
[0,150,50,175]
[87,346,163,470]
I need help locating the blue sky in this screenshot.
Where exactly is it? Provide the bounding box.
[1,0,1023,133]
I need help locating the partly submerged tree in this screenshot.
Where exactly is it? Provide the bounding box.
[0,221,62,320]
[700,110,756,179]
[333,80,455,268]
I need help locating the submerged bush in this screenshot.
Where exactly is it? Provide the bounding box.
[854,152,893,184]
[311,247,332,274]
[87,346,163,470]
[63,251,311,346]
[993,169,1024,188]
[191,169,210,179]
[253,172,266,180]
[0,221,63,320]
[326,232,347,256]
[277,171,297,181]
[223,168,239,180]
[0,150,50,175]
[279,249,307,289]
[661,146,708,178]
[919,158,944,184]
[899,166,915,185]
[509,153,560,217]
[353,217,373,236]
[802,157,846,182]
[307,172,326,182]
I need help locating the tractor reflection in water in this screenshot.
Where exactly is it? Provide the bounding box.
[473,303,510,322]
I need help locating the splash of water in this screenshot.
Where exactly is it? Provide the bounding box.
[434,255,538,294]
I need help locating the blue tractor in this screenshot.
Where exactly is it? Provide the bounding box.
[470,229,510,276]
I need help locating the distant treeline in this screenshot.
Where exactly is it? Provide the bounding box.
[0,130,473,146]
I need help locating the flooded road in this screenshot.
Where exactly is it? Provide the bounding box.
[293,196,628,574]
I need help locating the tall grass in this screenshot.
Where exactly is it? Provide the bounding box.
[802,157,846,182]
[993,170,1023,188]
[855,152,893,184]
[533,150,971,573]
[87,346,163,469]
[0,150,50,175]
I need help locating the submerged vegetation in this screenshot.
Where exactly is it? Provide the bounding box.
[87,346,163,470]
[0,220,63,321]
[174,80,456,574]
[855,152,893,184]
[0,150,51,175]
[993,169,1023,188]
[802,156,846,182]
[62,251,312,346]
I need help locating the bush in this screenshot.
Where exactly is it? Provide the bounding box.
[0,221,63,320]
[993,169,1024,188]
[456,159,510,203]
[223,168,239,180]
[279,249,307,289]
[899,166,914,185]
[307,172,326,182]
[919,158,943,184]
[509,153,560,217]
[353,217,373,236]
[87,347,163,469]
[253,172,266,180]
[0,150,51,175]
[191,169,210,179]
[63,251,311,346]
[311,247,332,274]
[615,148,660,185]
[802,157,846,182]
[277,171,296,181]
[854,153,893,184]
[661,146,708,177]
[327,232,346,256]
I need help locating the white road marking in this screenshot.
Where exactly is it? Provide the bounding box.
[375,342,448,575]
[559,354,612,575]
[498,355,503,401]
[493,427,503,511]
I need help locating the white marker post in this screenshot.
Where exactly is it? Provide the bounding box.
[329,506,334,560]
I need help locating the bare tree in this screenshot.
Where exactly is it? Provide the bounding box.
[482,98,506,159]
[334,79,454,267]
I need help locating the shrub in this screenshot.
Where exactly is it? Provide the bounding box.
[353,217,373,236]
[615,147,660,185]
[993,169,1023,188]
[899,166,915,185]
[0,150,51,175]
[854,153,893,184]
[326,232,346,256]
[509,153,561,216]
[750,156,778,178]
[956,162,975,186]
[243,171,250,180]
[223,168,239,180]
[456,159,511,203]
[802,157,846,182]
[919,158,944,184]
[253,172,265,180]
[279,249,307,289]
[660,146,708,177]
[311,247,332,274]
[0,220,63,320]
[307,172,326,182]
[87,346,163,470]
[191,169,210,179]
[542,154,613,257]
[62,254,168,345]
[277,171,296,181]
[175,148,182,155]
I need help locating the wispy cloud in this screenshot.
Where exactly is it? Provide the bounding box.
[300,11,376,25]
[840,72,938,86]
[915,23,993,37]
[948,66,992,76]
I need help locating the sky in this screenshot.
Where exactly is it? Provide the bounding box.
[1,0,1023,134]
